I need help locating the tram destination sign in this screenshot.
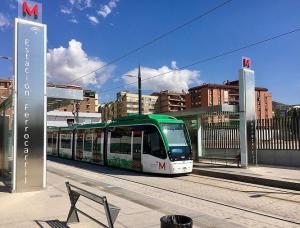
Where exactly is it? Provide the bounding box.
[14,18,46,192]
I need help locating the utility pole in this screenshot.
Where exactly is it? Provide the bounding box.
[124,65,142,115]
[138,65,142,115]
[72,101,80,124]
[76,101,80,123]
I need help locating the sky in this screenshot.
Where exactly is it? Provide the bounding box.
[0,0,300,104]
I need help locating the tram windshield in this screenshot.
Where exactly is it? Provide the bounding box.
[161,123,191,158]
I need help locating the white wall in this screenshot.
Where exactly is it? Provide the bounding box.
[47,111,101,127]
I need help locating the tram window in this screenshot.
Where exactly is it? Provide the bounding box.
[132,130,142,154]
[143,125,167,159]
[83,131,93,162]
[75,130,84,160]
[47,133,53,155]
[120,128,131,154]
[47,133,52,147]
[93,130,102,152]
[61,133,72,149]
[52,133,58,155]
[52,134,57,146]
[110,127,131,154]
[84,133,93,152]
[110,128,121,153]
[93,129,103,164]
[76,132,84,150]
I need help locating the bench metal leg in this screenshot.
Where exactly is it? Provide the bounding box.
[66,182,80,224]
[67,204,80,224]
[65,182,120,227]
[103,197,114,228]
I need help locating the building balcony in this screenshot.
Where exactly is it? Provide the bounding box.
[168,97,184,101]
[169,104,186,108]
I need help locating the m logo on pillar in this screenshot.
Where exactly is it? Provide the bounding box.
[18,1,42,23]
[242,57,251,69]
[22,1,39,19]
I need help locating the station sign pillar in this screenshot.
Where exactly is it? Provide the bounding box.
[239,58,257,168]
[12,1,47,192]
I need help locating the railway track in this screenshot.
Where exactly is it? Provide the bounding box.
[175,174,300,204]
[48,161,300,226]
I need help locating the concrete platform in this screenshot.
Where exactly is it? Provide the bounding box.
[1,159,300,227]
[0,167,164,228]
[193,162,300,191]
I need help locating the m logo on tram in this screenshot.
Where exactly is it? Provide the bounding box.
[158,162,166,170]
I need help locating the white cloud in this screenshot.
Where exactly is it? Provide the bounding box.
[69,16,78,23]
[68,0,92,10]
[98,0,118,18]
[171,60,178,70]
[122,62,200,92]
[61,7,72,15]
[62,0,94,23]
[9,3,16,9]
[87,15,99,24]
[85,0,92,7]
[47,39,114,86]
[0,13,10,30]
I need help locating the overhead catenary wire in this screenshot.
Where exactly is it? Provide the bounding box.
[66,0,233,85]
[100,27,300,94]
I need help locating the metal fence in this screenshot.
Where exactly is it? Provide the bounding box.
[256,117,300,150]
[202,117,300,151]
[202,122,240,149]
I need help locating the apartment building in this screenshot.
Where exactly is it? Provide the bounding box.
[48,84,100,113]
[100,91,158,122]
[117,91,158,117]
[151,90,186,113]
[188,80,272,119]
[255,89,272,119]
[47,83,101,126]
[100,102,118,122]
[0,79,12,104]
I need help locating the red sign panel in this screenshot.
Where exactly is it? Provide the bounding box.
[22,1,39,18]
[242,57,251,68]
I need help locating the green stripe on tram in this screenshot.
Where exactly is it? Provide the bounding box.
[48,114,184,130]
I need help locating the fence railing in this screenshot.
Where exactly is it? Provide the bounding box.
[256,117,300,150]
[202,122,240,149]
[201,117,300,151]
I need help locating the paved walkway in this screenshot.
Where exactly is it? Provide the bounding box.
[0,166,164,228]
[1,158,300,227]
[193,161,300,191]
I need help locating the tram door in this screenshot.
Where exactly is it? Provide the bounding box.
[132,130,143,171]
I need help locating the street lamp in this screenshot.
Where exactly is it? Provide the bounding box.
[124,65,142,115]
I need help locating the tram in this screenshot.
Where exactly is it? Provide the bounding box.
[47,114,193,174]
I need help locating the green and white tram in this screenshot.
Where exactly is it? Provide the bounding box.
[47,114,193,174]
